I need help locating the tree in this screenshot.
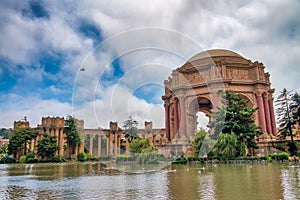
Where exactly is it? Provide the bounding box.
[215,132,239,160]
[123,116,139,142]
[129,138,156,153]
[276,88,297,155]
[37,134,59,159]
[208,90,261,156]
[8,128,38,157]
[192,128,207,156]
[64,116,82,154]
[0,128,12,139]
[291,92,300,125]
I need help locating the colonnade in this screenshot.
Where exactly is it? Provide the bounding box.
[256,93,277,136]
[86,133,130,156]
[165,96,188,142]
[37,128,65,156]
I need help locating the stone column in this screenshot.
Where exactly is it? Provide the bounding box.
[61,129,65,155]
[179,97,186,137]
[125,138,130,154]
[256,94,267,132]
[174,99,179,137]
[55,129,60,154]
[263,95,272,135]
[269,99,277,136]
[89,135,93,154]
[110,133,114,155]
[165,103,170,141]
[106,136,109,155]
[98,135,101,156]
[114,133,118,155]
[212,92,219,111]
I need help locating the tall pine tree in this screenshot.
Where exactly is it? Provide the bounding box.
[208,90,261,156]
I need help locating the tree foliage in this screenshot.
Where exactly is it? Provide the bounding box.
[276,88,298,155]
[208,90,261,156]
[123,116,139,142]
[0,128,12,139]
[129,138,156,153]
[37,134,59,159]
[192,128,207,156]
[8,128,38,156]
[64,116,82,146]
[291,92,300,125]
[215,133,239,160]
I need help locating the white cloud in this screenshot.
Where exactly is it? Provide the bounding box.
[0,94,72,128]
[0,0,299,129]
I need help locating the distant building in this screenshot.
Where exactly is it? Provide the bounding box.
[0,139,9,148]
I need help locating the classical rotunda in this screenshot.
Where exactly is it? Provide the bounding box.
[162,49,276,144]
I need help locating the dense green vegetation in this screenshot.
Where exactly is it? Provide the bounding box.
[37,134,60,159]
[123,116,139,142]
[7,127,38,157]
[208,90,262,158]
[0,128,12,139]
[129,138,156,153]
[64,116,83,154]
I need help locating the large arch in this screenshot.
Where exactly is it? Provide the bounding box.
[186,97,212,139]
[162,49,277,146]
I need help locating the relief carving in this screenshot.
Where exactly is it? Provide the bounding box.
[228,68,249,80]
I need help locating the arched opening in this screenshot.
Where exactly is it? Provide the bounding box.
[187,97,212,139]
[196,112,209,131]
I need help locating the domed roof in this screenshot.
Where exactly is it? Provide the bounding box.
[188,49,244,62]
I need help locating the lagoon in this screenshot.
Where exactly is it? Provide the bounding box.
[0,162,299,200]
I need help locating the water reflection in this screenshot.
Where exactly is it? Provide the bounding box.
[198,171,216,200]
[281,165,300,200]
[0,163,299,199]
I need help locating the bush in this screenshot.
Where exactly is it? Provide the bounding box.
[172,157,187,165]
[0,156,16,164]
[278,152,289,160]
[38,155,66,163]
[26,158,39,163]
[271,152,290,160]
[116,154,134,162]
[86,153,97,161]
[26,152,35,161]
[77,152,87,162]
[259,156,269,160]
[186,155,199,161]
[19,155,27,163]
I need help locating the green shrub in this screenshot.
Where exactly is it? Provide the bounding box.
[186,155,199,161]
[0,156,16,164]
[52,155,66,162]
[259,156,268,160]
[116,154,134,162]
[86,153,97,161]
[77,152,87,162]
[26,152,35,161]
[270,152,289,160]
[172,157,187,165]
[26,158,39,163]
[19,155,27,163]
[278,152,289,160]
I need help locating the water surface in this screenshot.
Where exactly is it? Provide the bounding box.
[0,162,299,200]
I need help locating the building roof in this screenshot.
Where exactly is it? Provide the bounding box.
[188,49,244,62]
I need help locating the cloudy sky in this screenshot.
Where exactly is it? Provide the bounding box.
[0,0,299,129]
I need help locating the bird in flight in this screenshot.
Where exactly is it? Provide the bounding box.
[80,68,85,72]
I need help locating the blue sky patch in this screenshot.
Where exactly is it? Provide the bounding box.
[22,1,49,19]
[133,83,164,104]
